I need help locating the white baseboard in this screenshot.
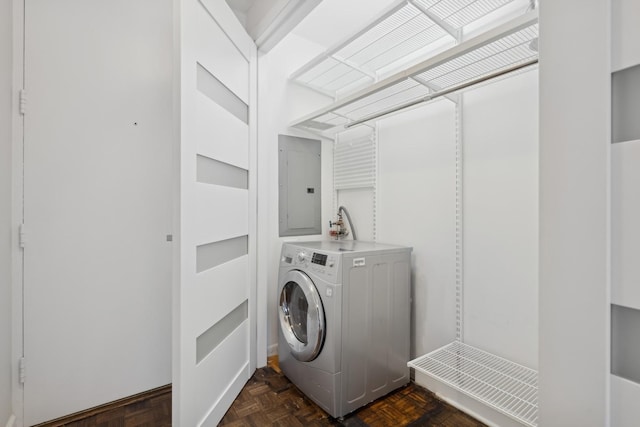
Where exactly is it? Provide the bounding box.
[5,414,15,427]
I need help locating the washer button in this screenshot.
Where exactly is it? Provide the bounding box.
[325,288,333,297]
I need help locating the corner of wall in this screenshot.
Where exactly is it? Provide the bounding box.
[257,31,334,354]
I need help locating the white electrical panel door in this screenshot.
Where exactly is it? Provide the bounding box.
[175,1,257,426]
[278,135,322,236]
[22,0,173,424]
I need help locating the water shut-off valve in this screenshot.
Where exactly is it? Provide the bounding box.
[329,211,349,240]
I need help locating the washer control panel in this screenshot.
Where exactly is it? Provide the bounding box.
[311,252,327,266]
[281,246,339,281]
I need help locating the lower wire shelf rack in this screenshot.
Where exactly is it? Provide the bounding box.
[408,341,538,426]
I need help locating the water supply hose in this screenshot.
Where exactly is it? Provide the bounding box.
[338,206,357,241]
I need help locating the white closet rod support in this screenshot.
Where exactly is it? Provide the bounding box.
[344,57,538,129]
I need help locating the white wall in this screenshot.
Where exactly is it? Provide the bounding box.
[462,71,539,368]
[9,1,173,423]
[270,36,539,368]
[538,1,611,425]
[257,33,333,355]
[263,0,539,370]
[337,188,375,241]
[1,0,13,423]
[377,100,458,357]
[261,0,413,355]
[375,71,538,363]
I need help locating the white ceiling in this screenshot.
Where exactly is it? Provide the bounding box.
[225,0,323,52]
[226,0,255,14]
[226,0,398,53]
[290,0,394,50]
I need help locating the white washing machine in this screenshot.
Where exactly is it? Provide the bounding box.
[277,240,412,418]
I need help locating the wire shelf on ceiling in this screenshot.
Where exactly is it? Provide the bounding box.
[290,0,518,99]
[290,11,538,137]
[409,341,538,427]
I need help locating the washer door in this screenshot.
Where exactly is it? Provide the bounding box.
[279,270,325,362]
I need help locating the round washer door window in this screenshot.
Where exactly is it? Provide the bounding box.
[279,270,325,362]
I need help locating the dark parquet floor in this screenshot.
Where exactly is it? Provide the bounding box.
[39,387,172,427]
[39,358,485,427]
[220,359,486,427]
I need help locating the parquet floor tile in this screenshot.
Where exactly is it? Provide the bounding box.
[38,387,171,427]
[219,365,486,427]
[36,357,484,426]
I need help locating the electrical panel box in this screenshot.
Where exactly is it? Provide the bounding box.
[279,135,321,236]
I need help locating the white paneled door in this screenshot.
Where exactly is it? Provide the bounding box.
[174,1,257,426]
[22,0,173,425]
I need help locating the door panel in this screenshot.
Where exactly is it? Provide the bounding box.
[195,93,249,169]
[174,0,257,425]
[193,257,249,336]
[194,184,248,245]
[23,0,173,424]
[193,2,250,103]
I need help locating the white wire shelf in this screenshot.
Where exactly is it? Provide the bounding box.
[409,341,539,427]
[290,10,538,138]
[291,0,519,98]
